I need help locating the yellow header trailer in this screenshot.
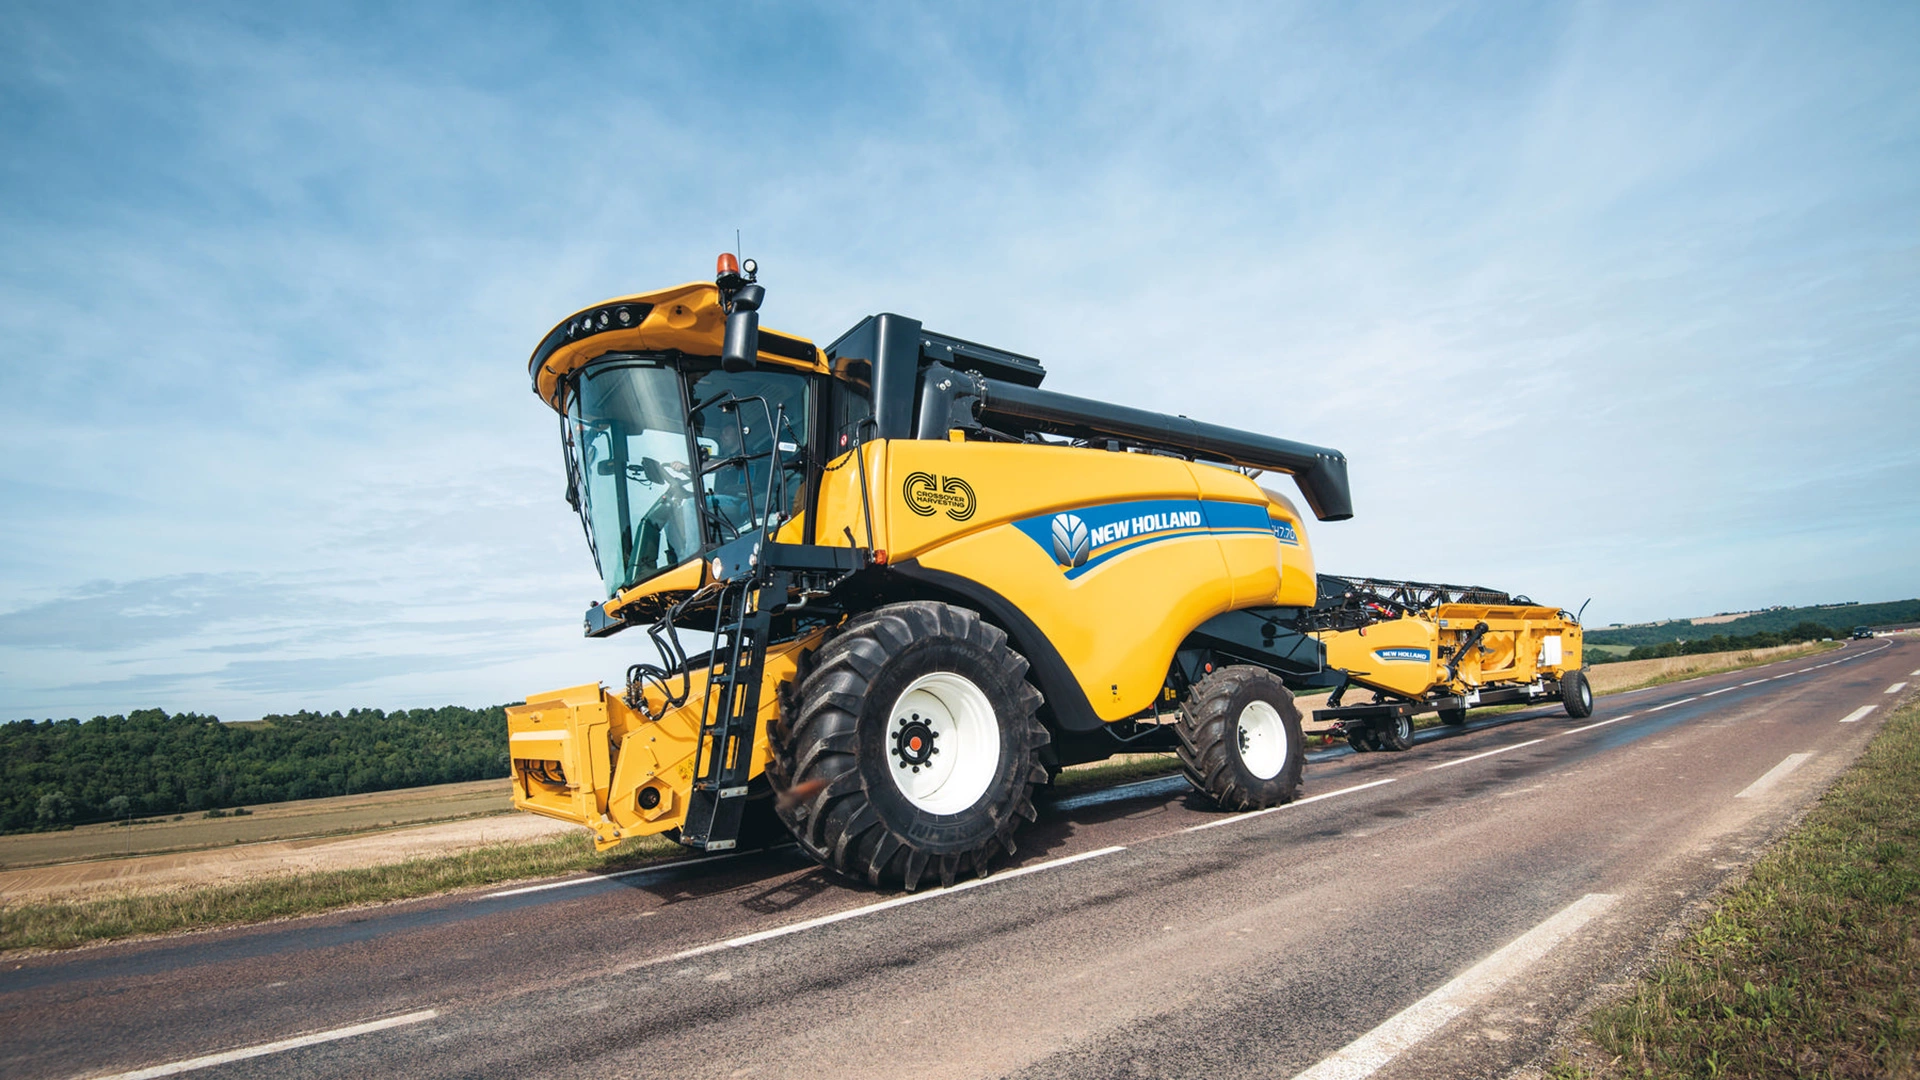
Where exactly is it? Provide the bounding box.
[1304,575,1590,752]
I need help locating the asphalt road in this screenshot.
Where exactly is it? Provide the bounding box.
[4,637,1911,1080]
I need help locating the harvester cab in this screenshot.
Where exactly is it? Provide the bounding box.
[509,257,1355,889]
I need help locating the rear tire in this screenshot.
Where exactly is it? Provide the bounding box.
[1346,731,1373,753]
[1561,669,1594,719]
[771,601,1049,891]
[1438,705,1468,726]
[1376,711,1416,752]
[1177,666,1304,810]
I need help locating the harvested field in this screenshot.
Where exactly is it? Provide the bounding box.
[0,811,575,904]
[0,778,515,870]
[1586,641,1839,694]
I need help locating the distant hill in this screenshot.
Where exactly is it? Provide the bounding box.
[1589,598,1920,648]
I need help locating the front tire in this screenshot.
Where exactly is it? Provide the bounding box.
[1561,669,1594,719]
[1177,666,1304,810]
[772,601,1049,891]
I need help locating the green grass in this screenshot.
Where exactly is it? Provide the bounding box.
[1051,753,1183,792]
[1550,697,1920,1080]
[0,833,680,953]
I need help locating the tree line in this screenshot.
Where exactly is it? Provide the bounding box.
[1589,621,1852,664]
[1587,598,1919,648]
[1,706,509,834]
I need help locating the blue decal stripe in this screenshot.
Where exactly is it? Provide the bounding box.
[1064,528,1214,579]
[1015,497,1298,576]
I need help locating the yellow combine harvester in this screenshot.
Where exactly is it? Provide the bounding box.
[1304,576,1591,752]
[506,256,1354,888]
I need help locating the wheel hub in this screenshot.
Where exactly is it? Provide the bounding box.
[884,672,1002,815]
[1235,699,1290,780]
[892,716,941,770]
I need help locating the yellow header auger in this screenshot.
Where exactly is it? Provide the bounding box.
[507,256,1354,889]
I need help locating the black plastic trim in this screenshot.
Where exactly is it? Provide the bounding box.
[527,303,656,386]
[757,330,818,363]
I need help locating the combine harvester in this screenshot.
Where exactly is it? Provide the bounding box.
[1304,575,1591,752]
[506,255,1358,888]
[503,256,1586,889]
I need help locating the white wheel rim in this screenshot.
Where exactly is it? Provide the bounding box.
[886,672,1002,814]
[1235,700,1289,780]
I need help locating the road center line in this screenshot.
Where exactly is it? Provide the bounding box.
[1562,713,1633,735]
[1910,668,1920,676]
[81,1010,439,1080]
[1646,696,1700,712]
[1184,777,1398,832]
[1736,753,1813,799]
[1740,680,1763,687]
[1839,705,1876,724]
[1886,682,1908,695]
[1427,738,1545,771]
[1289,893,1618,1080]
[663,845,1126,962]
[1702,686,1734,697]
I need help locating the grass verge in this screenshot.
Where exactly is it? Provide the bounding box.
[0,832,681,954]
[1550,696,1920,1079]
[1051,752,1183,793]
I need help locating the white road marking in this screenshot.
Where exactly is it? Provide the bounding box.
[1740,680,1764,687]
[83,1010,439,1080]
[1184,777,1398,833]
[1839,706,1876,724]
[1736,753,1813,799]
[485,851,750,898]
[1911,668,1920,676]
[1886,682,1908,695]
[664,846,1126,962]
[1646,696,1699,713]
[1426,738,1545,771]
[1702,686,1734,697]
[1563,714,1633,735]
[1289,893,1618,1080]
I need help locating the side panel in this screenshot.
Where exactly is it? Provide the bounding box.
[879,440,1297,721]
[1320,618,1444,698]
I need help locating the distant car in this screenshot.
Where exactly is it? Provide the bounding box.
[1852,626,1875,640]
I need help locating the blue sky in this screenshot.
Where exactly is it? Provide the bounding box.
[2,2,1915,721]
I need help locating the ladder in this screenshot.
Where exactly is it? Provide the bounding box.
[677,576,782,850]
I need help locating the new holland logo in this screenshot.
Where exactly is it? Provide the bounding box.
[1050,513,1091,568]
[1373,647,1432,663]
[902,472,977,521]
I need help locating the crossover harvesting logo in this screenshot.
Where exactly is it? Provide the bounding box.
[902,472,977,521]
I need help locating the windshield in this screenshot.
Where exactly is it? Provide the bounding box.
[564,356,812,599]
[566,359,702,597]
